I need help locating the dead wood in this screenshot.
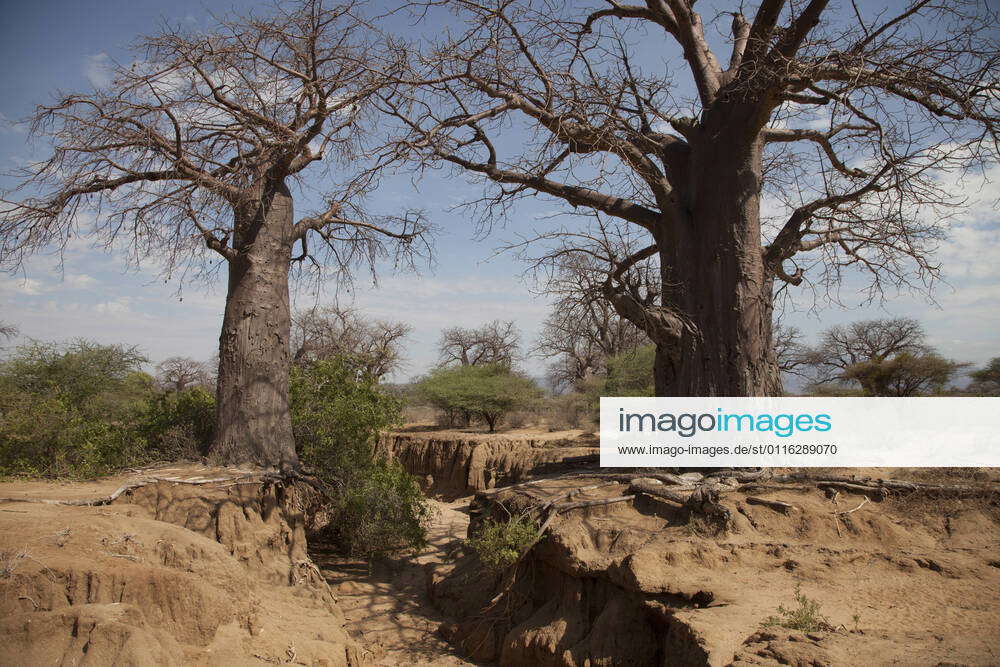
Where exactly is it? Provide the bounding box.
[746,496,798,513]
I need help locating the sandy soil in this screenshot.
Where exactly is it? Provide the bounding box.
[312,498,479,666]
[432,469,1000,665]
[0,464,369,665]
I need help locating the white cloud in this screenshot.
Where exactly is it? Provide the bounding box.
[64,273,98,289]
[0,111,24,135]
[0,276,48,295]
[94,297,131,314]
[84,53,112,89]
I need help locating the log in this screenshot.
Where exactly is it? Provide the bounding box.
[554,495,636,512]
[628,479,691,505]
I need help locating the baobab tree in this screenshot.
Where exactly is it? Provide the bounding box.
[155,356,210,392]
[388,0,999,395]
[534,254,647,391]
[804,317,930,386]
[439,320,521,369]
[0,1,429,469]
[292,305,411,379]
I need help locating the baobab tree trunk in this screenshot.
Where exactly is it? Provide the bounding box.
[212,180,299,470]
[653,106,781,396]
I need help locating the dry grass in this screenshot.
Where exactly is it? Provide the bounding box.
[0,547,30,578]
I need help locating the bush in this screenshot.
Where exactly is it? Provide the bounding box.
[291,358,430,559]
[141,386,216,460]
[0,340,157,478]
[602,345,656,397]
[762,584,833,632]
[467,514,540,572]
[328,460,432,559]
[415,364,542,432]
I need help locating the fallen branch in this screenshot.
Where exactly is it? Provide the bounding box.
[746,496,798,514]
[834,497,870,515]
[628,478,692,505]
[553,494,636,512]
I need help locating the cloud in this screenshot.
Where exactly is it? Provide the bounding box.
[0,276,48,295]
[64,273,98,289]
[84,53,112,89]
[0,111,24,135]
[94,297,132,315]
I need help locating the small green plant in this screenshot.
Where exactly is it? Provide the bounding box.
[762,584,834,632]
[467,514,540,572]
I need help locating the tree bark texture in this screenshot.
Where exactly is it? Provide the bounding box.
[212,180,299,470]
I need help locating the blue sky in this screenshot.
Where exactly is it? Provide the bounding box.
[1,0,998,383]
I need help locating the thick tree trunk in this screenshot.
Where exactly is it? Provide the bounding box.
[652,106,781,396]
[211,179,299,470]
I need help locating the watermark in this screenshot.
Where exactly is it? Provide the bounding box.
[600,397,1000,467]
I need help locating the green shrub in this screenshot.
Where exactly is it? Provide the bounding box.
[0,340,157,478]
[328,460,432,559]
[415,364,541,432]
[762,584,833,632]
[141,386,216,460]
[291,358,430,559]
[467,514,540,572]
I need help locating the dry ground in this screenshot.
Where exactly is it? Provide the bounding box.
[312,498,478,666]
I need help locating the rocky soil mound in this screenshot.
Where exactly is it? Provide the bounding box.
[429,469,1000,666]
[0,465,368,666]
[377,428,599,499]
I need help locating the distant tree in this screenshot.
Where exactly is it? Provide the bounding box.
[968,357,1000,396]
[534,255,646,392]
[3,340,148,405]
[774,324,810,379]
[155,356,209,392]
[804,318,929,389]
[439,320,520,369]
[843,352,968,396]
[0,1,428,470]
[292,305,411,380]
[416,364,540,432]
[0,322,17,340]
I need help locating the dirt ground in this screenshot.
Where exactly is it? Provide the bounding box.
[313,499,478,666]
[0,464,369,666]
[2,461,998,666]
[431,468,1000,665]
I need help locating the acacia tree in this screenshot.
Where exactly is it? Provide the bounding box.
[292,304,411,379]
[0,1,429,469]
[388,0,999,395]
[439,320,521,368]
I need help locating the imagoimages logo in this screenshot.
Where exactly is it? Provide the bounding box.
[617,407,832,438]
[600,396,1000,467]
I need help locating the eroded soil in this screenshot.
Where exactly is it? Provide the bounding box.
[313,499,478,666]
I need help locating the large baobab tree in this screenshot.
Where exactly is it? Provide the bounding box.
[0,1,429,469]
[389,0,999,395]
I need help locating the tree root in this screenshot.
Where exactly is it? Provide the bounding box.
[0,470,294,507]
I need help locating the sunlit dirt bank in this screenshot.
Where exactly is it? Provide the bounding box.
[0,465,367,665]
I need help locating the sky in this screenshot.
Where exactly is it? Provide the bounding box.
[1,0,998,384]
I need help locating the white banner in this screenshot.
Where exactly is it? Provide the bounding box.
[599,397,1000,467]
